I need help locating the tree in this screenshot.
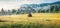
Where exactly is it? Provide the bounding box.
[1,8,4,12]
[50,6,54,13]
[38,10,41,13]
[55,5,60,13]
[1,8,5,15]
[12,9,17,14]
[8,10,12,15]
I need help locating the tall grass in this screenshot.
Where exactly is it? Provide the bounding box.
[0,22,60,28]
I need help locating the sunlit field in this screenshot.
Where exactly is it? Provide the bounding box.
[0,13,60,28]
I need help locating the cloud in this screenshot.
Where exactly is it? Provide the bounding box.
[22,0,60,4]
[20,0,43,4]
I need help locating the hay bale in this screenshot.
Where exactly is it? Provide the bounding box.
[28,13,32,17]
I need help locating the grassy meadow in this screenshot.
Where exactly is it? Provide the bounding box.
[0,13,60,28]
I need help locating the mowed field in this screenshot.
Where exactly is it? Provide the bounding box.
[0,13,60,21]
[0,13,60,28]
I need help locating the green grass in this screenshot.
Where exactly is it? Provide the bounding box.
[0,22,60,28]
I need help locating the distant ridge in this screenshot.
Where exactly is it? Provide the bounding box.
[21,1,60,8]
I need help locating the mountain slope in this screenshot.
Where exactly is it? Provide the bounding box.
[21,1,60,8]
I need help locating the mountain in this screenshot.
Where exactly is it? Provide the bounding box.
[21,1,60,8]
[21,4,40,8]
[52,1,60,4]
[17,1,60,14]
[40,1,60,6]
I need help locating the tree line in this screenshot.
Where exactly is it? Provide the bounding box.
[0,5,60,15]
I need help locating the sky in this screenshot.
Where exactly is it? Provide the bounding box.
[0,0,60,10]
